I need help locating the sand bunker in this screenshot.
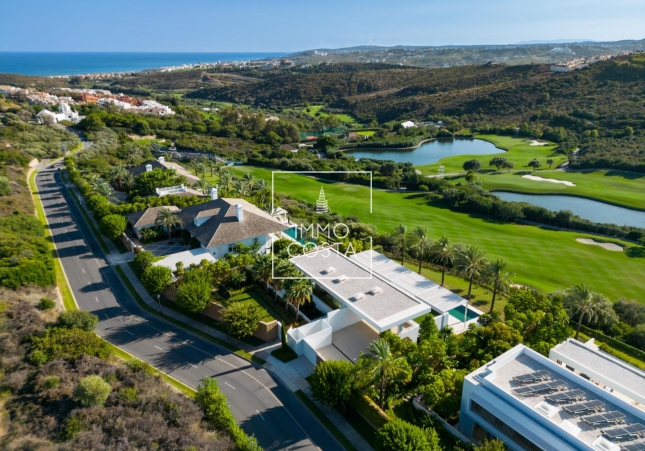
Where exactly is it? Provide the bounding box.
[529,140,549,146]
[522,175,576,186]
[576,238,624,251]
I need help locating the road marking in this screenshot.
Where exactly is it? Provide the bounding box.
[123,330,134,335]
[190,364,198,368]
[154,346,164,351]
[81,268,85,273]
[256,410,265,421]
[95,297,99,302]
[225,382,236,390]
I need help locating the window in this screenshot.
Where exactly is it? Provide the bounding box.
[228,244,235,253]
[471,401,544,451]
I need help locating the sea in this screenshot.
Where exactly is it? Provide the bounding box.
[0,52,287,77]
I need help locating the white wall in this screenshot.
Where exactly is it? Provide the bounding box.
[327,308,361,330]
[398,321,419,341]
[311,293,334,314]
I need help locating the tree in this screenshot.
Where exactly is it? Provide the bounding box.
[528,158,542,172]
[253,254,273,294]
[56,310,99,331]
[74,375,112,407]
[359,338,411,409]
[81,113,105,131]
[285,278,313,320]
[196,178,212,195]
[107,164,129,189]
[394,224,408,264]
[502,160,514,172]
[141,265,172,294]
[134,250,155,273]
[309,360,355,409]
[489,156,507,171]
[139,227,157,243]
[411,225,432,274]
[375,419,440,451]
[379,162,398,177]
[546,158,555,168]
[613,298,645,327]
[176,270,213,316]
[228,268,246,288]
[483,259,513,313]
[99,214,127,240]
[270,259,295,304]
[316,134,338,151]
[155,207,183,243]
[456,245,488,300]
[224,303,262,337]
[428,236,457,286]
[564,284,612,340]
[477,439,507,451]
[462,159,482,172]
[94,182,115,200]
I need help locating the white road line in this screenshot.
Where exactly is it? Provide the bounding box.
[95,297,99,302]
[190,364,198,368]
[81,268,85,273]
[123,330,134,335]
[154,346,164,351]
[256,410,265,421]
[225,382,236,390]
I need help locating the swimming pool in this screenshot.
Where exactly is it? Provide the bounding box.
[449,306,480,322]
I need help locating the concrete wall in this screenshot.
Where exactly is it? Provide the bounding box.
[327,308,361,330]
[302,326,332,365]
[254,320,278,341]
[398,320,420,341]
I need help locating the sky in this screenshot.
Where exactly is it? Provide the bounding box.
[1,0,644,52]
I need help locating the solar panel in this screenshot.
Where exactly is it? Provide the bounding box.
[512,379,566,397]
[513,369,551,385]
[603,424,645,441]
[563,400,605,415]
[546,389,585,404]
[623,442,645,451]
[584,411,626,427]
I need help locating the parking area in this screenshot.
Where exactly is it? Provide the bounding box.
[142,240,188,257]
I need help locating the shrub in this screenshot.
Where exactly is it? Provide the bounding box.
[116,386,139,403]
[86,194,108,211]
[60,414,86,441]
[223,303,262,338]
[37,297,56,310]
[42,375,61,390]
[375,418,440,451]
[30,327,111,364]
[309,360,355,408]
[176,270,213,314]
[125,358,155,375]
[99,214,127,240]
[73,375,112,406]
[133,250,155,273]
[56,310,99,331]
[141,265,172,294]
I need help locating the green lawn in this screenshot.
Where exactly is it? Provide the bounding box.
[230,165,645,301]
[416,134,566,176]
[224,288,280,323]
[301,105,360,126]
[357,131,375,136]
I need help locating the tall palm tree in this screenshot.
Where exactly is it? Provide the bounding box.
[564,284,610,340]
[108,164,128,189]
[218,170,235,195]
[456,245,488,300]
[94,182,115,200]
[188,160,201,177]
[483,259,514,313]
[196,178,212,195]
[243,173,257,191]
[253,254,273,294]
[411,225,432,274]
[271,259,295,306]
[364,338,409,409]
[206,158,216,177]
[236,180,251,197]
[122,172,135,191]
[428,236,457,287]
[394,224,407,264]
[285,278,313,320]
[155,208,183,243]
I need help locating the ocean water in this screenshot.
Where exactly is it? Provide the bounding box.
[0,52,286,76]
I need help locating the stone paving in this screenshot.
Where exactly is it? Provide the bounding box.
[142,240,189,257]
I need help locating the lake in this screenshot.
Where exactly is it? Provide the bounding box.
[344,138,501,165]
[494,192,645,228]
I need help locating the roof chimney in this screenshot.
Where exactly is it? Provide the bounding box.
[235,204,244,222]
[210,187,218,200]
[145,164,152,172]
[158,156,165,163]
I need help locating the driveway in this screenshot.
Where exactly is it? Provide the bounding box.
[143,240,189,257]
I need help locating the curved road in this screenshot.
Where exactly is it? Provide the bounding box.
[36,165,342,451]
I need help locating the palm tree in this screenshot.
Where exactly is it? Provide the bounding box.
[108,164,128,189]
[122,172,135,191]
[456,245,489,300]
[139,228,156,243]
[271,259,295,306]
[428,236,457,287]
[394,224,407,264]
[285,278,313,320]
[205,158,216,177]
[411,225,432,274]
[218,170,235,195]
[364,338,409,409]
[243,173,257,191]
[196,178,212,195]
[564,284,610,340]
[253,254,273,294]
[483,259,514,313]
[94,182,115,200]
[188,160,201,177]
[155,208,183,243]
[236,180,251,197]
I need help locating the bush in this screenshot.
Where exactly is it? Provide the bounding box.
[56,310,99,331]
[86,194,108,211]
[309,360,355,408]
[133,250,155,273]
[43,375,61,390]
[30,327,112,364]
[176,269,213,314]
[141,265,172,294]
[99,214,127,240]
[73,375,112,406]
[223,302,262,338]
[125,358,155,375]
[38,297,56,310]
[375,418,440,451]
[116,386,139,403]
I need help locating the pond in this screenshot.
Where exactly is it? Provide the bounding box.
[494,192,645,228]
[344,138,502,165]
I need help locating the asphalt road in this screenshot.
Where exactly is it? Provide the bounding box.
[36,165,343,451]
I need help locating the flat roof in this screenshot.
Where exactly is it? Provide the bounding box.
[551,339,645,406]
[472,345,645,451]
[351,250,467,314]
[153,248,216,271]
[290,249,430,331]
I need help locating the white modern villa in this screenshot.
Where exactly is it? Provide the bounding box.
[459,338,645,451]
[286,248,480,365]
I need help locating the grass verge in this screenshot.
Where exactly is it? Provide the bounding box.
[271,346,298,363]
[115,265,266,365]
[294,390,358,451]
